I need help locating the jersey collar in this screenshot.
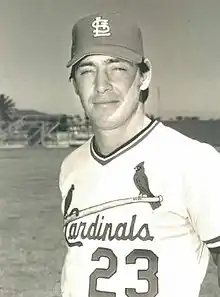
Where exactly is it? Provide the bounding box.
[90,118,160,165]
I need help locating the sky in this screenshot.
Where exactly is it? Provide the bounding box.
[0,0,220,119]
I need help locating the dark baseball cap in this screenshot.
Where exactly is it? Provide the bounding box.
[67,12,145,68]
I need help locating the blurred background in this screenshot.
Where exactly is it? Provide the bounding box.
[0,1,220,297]
[0,0,220,148]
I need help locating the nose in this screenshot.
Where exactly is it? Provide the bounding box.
[94,68,112,94]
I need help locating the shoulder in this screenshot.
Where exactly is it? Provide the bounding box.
[152,121,220,175]
[157,121,219,157]
[59,139,91,193]
[156,121,198,148]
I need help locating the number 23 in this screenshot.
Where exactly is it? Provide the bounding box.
[89,247,159,297]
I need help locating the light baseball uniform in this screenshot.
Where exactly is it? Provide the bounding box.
[59,117,220,297]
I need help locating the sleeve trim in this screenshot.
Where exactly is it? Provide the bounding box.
[205,236,220,249]
[208,246,220,254]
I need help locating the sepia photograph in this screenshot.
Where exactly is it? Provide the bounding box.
[0,0,220,296]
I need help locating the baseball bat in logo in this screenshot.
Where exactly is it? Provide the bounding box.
[63,195,163,227]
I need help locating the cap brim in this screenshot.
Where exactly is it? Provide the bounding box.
[66,45,143,68]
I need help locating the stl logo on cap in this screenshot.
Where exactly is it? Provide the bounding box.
[91,16,111,37]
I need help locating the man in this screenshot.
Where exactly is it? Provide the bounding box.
[59,12,220,297]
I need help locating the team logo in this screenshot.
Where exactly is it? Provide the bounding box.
[63,162,163,247]
[91,16,111,37]
[133,161,162,210]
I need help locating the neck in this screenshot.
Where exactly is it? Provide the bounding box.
[92,106,151,156]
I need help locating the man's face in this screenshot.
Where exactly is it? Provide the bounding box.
[73,55,143,130]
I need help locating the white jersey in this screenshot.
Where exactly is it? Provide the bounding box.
[59,118,220,297]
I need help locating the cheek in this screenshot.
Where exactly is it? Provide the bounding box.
[76,82,93,107]
[78,93,91,112]
[113,72,141,98]
[75,75,92,93]
[115,80,141,103]
[111,80,133,98]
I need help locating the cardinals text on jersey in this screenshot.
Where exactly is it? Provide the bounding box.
[59,117,220,297]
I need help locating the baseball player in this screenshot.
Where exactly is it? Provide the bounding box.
[59,12,220,297]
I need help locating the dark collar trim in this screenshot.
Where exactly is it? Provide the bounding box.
[90,119,159,165]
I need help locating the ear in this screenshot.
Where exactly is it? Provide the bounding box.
[140,58,152,91]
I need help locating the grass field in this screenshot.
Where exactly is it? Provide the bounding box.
[0,148,219,296]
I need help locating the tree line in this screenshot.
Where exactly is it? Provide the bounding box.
[0,94,15,122]
[0,93,88,133]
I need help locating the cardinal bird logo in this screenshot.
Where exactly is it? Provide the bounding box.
[133,161,161,210]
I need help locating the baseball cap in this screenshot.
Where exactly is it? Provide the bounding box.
[67,12,145,68]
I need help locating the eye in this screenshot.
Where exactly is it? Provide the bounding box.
[77,66,95,76]
[113,67,127,72]
[80,69,93,75]
[108,62,129,73]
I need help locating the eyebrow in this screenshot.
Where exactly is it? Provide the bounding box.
[77,58,133,69]
[105,58,133,66]
[77,61,94,68]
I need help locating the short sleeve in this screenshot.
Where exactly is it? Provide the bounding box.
[59,151,79,217]
[59,160,66,198]
[185,143,220,250]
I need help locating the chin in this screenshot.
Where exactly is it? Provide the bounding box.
[93,116,128,131]
[90,104,137,130]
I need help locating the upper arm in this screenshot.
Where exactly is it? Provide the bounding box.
[59,155,75,214]
[185,144,220,249]
[59,152,75,197]
[185,144,220,285]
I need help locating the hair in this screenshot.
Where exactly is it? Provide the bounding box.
[69,58,150,103]
[137,59,150,103]
[68,66,76,81]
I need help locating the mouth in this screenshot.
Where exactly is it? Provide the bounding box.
[93,100,119,104]
[93,101,120,110]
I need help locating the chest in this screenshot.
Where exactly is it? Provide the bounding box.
[63,157,190,247]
